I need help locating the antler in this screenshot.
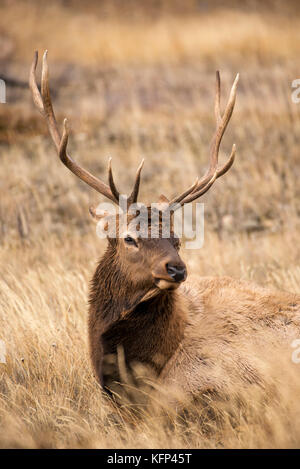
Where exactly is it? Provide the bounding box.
[29,50,143,206]
[30,52,238,211]
[169,71,239,209]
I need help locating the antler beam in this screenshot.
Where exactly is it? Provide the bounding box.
[169,71,239,208]
[29,50,143,206]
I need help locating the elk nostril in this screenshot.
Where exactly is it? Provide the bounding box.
[166,263,186,282]
[166,264,176,276]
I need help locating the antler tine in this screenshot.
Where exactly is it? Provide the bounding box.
[214,70,221,125]
[180,172,218,206]
[178,144,236,205]
[30,51,121,204]
[216,143,236,177]
[108,158,145,207]
[41,50,61,150]
[108,158,121,202]
[187,142,236,197]
[29,51,44,115]
[199,72,239,189]
[128,159,145,206]
[170,72,239,209]
[169,178,199,206]
[211,72,239,156]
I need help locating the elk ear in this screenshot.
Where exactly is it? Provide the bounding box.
[157,194,169,204]
[89,205,109,223]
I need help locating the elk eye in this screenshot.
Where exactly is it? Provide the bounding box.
[124,236,137,247]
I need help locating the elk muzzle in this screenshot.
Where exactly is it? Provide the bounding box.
[152,258,187,290]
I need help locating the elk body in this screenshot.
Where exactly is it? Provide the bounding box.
[30,52,300,405]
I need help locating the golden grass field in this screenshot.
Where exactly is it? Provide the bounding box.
[0,0,300,448]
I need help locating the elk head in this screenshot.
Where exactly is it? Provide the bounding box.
[29,51,238,297]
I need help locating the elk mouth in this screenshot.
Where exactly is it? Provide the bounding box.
[154,278,182,290]
[152,262,187,290]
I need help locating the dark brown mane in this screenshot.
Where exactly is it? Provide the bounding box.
[88,245,186,392]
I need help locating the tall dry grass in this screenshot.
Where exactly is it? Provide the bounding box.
[0,0,300,448]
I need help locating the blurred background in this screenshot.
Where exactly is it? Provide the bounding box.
[1,0,300,448]
[1,0,300,246]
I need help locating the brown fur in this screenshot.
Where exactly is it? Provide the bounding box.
[88,218,300,404]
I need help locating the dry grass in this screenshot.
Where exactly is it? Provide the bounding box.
[2,1,300,66]
[0,0,300,448]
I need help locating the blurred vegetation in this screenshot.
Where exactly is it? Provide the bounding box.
[0,0,300,448]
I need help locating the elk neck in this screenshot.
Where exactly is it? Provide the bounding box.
[89,245,187,375]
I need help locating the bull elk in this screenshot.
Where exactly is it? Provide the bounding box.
[30,51,300,406]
